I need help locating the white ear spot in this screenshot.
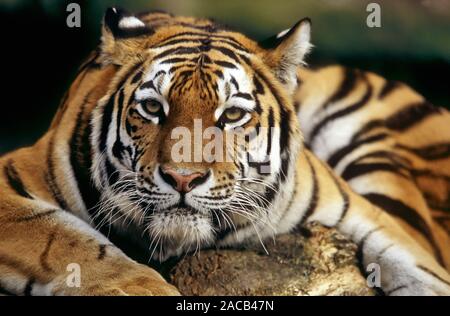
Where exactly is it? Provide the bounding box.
[119,16,145,29]
[296,20,311,46]
[284,19,312,66]
[277,28,290,39]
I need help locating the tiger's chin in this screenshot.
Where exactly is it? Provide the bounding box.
[145,207,216,261]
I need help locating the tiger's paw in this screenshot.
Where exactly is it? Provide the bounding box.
[88,278,180,296]
[94,275,180,296]
[384,264,450,296]
[62,261,180,296]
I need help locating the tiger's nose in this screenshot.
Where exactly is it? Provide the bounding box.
[158,167,210,193]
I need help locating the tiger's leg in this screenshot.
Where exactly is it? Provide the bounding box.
[288,150,450,295]
[341,153,450,270]
[0,167,179,295]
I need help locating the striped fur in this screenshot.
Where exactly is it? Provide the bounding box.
[296,66,450,268]
[0,8,448,295]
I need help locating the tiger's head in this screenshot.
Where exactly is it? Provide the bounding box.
[89,8,311,260]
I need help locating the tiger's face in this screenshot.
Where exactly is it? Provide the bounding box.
[91,8,311,260]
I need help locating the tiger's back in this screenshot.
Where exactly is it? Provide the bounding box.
[295,65,450,267]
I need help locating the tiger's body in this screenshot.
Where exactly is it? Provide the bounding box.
[0,8,449,296]
[296,66,450,268]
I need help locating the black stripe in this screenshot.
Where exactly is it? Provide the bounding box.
[213,69,224,79]
[274,164,297,223]
[376,243,394,263]
[214,218,252,242]
[309,78,372,143]
[284,171,297,211]
[172,30,250,52]
[324,162,350,226]
[277,101,292,154]
[396,143,450,161]
[411,168,450,183]
[77,49,101,73]
[168,70,194,96]
[363,193,430,237]
[105,158,119,186]
[253,75,264,94]
[211,45,241,64]
[131,69,143,84]
[350,102,441,143]
[347,150,412,167]
[15,210,57,223]
[266,108,274,157]
[153,46,202,61]
[339,150,412,182]
[417,265,450,287]
[214,60,237,69]
[264,178,280,204]
[112,89,126,162]
[230,76,239,90]
[247,154,270,175]
[385,101,441,131]
[46,138,71,211]
[98,244,107,260]
[141,79,157,91]
[160,57,189,64]
[151,32,249,52]
[50,90,70,128]
[98,60,142,157]
[386,285,407,296]
[39,233,56,272]
[155,38,206,49]
[279,156,290,183]
[252,75,264,114]
[23,278,35,296]
[327,133,389,168]
[342,162,409,181]
[233,92,253,100]
[98,93,116,156]
[323,68,358,110]
[378,80,401,99]
[69,93,101,213]
[356,227,383,275]
[350,120,384,143]
[363,193,444,265]
[299,154,319,224]
[4,160,33,199]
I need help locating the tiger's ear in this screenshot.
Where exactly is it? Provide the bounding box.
[260,18,312,94]
[100,7,153,65]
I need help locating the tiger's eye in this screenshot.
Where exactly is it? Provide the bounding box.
[143,99,162,114]
[223,107,245,122]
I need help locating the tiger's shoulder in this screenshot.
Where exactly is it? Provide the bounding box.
[295,64,450,149]
[294,64,450,235]
[296,64,448,112]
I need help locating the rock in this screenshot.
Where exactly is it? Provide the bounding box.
[169,223,375,296]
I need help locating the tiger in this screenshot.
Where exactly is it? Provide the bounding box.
[0,7,449,296]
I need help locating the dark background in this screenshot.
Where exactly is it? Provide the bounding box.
[0,0,449,154]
